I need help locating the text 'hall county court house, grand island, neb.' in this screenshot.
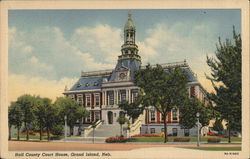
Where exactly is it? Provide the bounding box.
[63,13,208,138]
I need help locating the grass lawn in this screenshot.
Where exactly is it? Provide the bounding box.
[11,133,62,141]
[180,147,241,151]
[128,136,241,143]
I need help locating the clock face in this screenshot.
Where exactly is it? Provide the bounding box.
[119,73,126,79]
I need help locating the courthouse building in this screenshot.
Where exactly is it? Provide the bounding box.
[63,13,208,137]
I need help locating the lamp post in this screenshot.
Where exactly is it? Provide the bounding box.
[196,112,200,147]
[64,115,67,142]
[145,106,154,134]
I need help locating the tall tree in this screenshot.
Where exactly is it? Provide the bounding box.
[134,64,189,143]
[16,94,35,141]
[118,90,144,123]
[206,28,241,143]
[33,97,57,141]
[179,98,213,134]
[8,102,23,140]
[33,97,46,141]
[54,97,88,136]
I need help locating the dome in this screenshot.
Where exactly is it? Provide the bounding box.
[124,13,135,30]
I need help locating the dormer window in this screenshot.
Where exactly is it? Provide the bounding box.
[77,83,81,88]
[94,82,98,86]
[85,83,89,87]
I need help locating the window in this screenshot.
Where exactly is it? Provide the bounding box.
[150,128,155,133]
[161,114,165,122]
[172,109,178,121]
[190,86,195,98]
[107,91,114,105]
[161,128,165,133]
[69,94,75,100]
[118,90,126,103]
[150,111,155,121]
[86,95,91,107]
[94,111,100,121]
[77,82,81,88]
[172,128,178,136]
[121,90,126,102]
[184,129,189,136]
[94,94,100,106]
[131,89,138,103]
[86,114,91,123]
[77,94,83,106]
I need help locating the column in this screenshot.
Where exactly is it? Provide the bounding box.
[114,90,117,104]
[126,89,129,102]
[129,89,131,103]
[116,89,119,104]
[102,91,105,106]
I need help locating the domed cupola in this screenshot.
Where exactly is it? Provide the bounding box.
[118,13,141,62]
[124,13,136,31]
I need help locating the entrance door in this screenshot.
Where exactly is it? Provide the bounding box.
[108,111,113,124]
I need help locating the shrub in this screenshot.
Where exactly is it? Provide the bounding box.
[218,134,228,138]
[207,138,221,143]
[173,137,190,142]
[21,130,36,135]
[207,132,217,136]
[105,137,128,143]
[131,133,161,137]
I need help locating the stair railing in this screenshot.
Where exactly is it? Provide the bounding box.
[83,120,102,137]
[129,118,142,136]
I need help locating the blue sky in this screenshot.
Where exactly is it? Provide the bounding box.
[8,9,241,102]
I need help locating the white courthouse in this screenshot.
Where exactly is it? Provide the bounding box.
[63,13,208,137]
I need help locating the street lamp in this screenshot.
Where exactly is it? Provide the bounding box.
[196,112,200,147]
[64,115,67,142]
[145,106,154,134]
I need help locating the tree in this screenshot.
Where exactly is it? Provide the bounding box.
[16,94,35,141]
[117,116,127,137]
[8,102,23,140]
[206,28,241,143]
[118,91,144,123]
[33,96,46,141]
[54,97,88,136]
[134,64,189,143]
[179,98,213,134]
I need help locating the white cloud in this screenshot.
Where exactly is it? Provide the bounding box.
[9,20,217,102]
[8,73,77,104]
[9,26,118,80]
[71,24,122,63]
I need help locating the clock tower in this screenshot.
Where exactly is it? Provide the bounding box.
[109,13,141,82]
[118,13,141,62]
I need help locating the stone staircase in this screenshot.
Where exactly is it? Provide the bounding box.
[87,124,126,138]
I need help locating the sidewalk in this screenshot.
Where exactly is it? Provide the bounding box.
[9,141,241,151]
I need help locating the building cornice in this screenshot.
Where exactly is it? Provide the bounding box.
[63,89,102,94]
